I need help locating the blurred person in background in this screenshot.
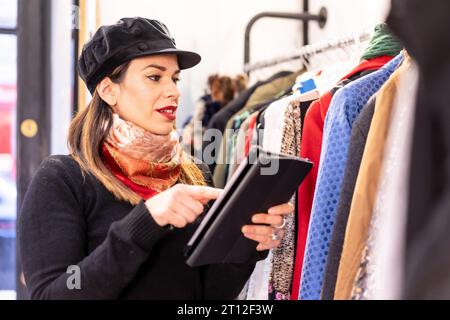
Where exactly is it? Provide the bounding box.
[182,74,246,157]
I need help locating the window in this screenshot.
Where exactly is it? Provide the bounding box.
[0,0,17,29]
[0,2,17,300]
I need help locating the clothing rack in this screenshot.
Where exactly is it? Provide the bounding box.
[244,4,328,76]
[244,31,372,74]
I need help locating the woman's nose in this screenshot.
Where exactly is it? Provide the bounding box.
[164,81,180,100]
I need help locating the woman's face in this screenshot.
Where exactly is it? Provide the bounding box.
[110,54,181,135]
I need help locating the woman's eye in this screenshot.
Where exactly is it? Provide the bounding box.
[147,75,161,81]
[173,78,181,84]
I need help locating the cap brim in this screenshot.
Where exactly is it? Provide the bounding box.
[134,48,201,70]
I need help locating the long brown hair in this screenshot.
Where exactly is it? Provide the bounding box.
[68,62,206,205]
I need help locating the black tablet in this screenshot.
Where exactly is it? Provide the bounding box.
[185,146,313,267]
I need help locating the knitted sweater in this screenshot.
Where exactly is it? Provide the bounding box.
[18,155,263,299]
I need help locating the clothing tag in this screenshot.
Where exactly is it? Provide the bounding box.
[299,78,317,93]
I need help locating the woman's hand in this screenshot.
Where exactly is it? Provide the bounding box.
[242,202,294,251]
[145,184,223,228]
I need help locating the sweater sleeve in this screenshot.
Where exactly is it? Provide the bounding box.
[18,157,170,299]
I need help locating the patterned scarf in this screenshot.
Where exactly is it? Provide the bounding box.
[102,113,183,200]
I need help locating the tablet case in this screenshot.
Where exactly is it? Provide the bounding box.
[185,146,313,267]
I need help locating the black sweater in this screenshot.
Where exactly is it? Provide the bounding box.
[18,155,262,300]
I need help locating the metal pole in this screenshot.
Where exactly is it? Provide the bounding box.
[303,0,309,46]
[244,8,327,75]
[0,27,17,35]
[73,0,80,114]
[16,0,52,300]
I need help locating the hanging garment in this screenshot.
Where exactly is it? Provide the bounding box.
[262,96,296,151]
[204,84,259,172]
[262,96,301,300]
[334,55,410,300]
[244,90,317,300]
[245,113,259,158]
[269,96,314,300]
[387,0,450,299]
[208,71,292,134]
[235,97,284,162]
[227,112,258,180]
[225,110,253,178]
[245,71,303,111]
[291,55,393,300]
[226,88,298,181]
[299,53,404,300]
[360,23,403,61]
[244,93,296,300]
[226,111,260,185]
[213,72,301,188]
[321,94,377,300]
[351,59,418,300]
[223,95,285,182]
[205,71,292,174]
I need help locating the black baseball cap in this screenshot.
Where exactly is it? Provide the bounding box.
[78,17,201,94]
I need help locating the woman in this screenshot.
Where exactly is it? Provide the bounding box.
[18,17,292,300]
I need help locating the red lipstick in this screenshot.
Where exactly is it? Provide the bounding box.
[156,106,177,121]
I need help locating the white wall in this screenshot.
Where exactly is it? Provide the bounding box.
[309,0,391,43]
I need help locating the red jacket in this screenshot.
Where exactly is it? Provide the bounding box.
[291,56,393,299]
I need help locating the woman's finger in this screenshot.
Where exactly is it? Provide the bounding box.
[245,228,284,242]
[183,185,224,202]
[256,242,280,251]
[167,212,189,228]
[170,200,200,224]
[268,202,294,215]
[242,225,273,237]
[244,232,280,249]
[242,231,276,244]
[251,213,284,226]
[178,192,205,216]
